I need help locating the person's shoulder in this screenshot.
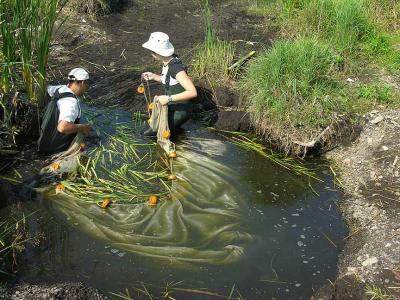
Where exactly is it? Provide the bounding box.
[47,85,63,97]
[169,58,187,77]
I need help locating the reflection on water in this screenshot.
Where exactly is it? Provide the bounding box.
[15,105,347,299]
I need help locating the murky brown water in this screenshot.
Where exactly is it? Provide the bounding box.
[4,104,348,299]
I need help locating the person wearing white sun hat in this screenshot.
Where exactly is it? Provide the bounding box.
[38,67,92,154]
[141,32,197,136]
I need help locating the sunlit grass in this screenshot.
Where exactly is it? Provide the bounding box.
[0,0,60,108]
[365,284,395,300]
[60,126,172,204]
[215,129,322,181]
[191,0,236,85]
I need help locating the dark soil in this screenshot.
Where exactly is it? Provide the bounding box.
[49,0,276,131]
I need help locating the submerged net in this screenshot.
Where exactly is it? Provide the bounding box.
[50,144,252,266]
[148,97,174,154]
[39,85,252,266]
[40,133,84,176]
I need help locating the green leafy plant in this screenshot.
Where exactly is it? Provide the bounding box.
[191,0,236,85]
[0,0,61,108]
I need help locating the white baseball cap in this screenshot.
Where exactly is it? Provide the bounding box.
[142,32,174,57]
[68,68,89,81]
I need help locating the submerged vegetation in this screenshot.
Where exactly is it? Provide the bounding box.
[0,212,40,277]
[239,0,400,153]
[59,126,171,204]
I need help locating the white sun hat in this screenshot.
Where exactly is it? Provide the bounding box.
[68,68,89,81]
[142,32,174,57]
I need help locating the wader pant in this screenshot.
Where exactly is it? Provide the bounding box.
[167,101,192,131]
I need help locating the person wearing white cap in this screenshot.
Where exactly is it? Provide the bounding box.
[141,32,197,136]
[38,67,92,154]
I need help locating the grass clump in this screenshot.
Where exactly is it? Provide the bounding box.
[300,0,374,53]
[365,284,395,300]
[68,0,125,18]
[0,0,60,108]
[0,212,41,277]
[238,37,343,153]
[191,0,236,85]
[240,0,400,154]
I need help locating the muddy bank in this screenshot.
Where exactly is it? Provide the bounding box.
[0,282,107,300]
[314,110,400,299]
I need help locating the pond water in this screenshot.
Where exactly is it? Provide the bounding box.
[10,105,347,299]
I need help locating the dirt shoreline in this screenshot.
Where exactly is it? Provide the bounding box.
[314,110,400,299]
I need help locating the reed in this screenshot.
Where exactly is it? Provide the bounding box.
[216,129,322,181]
[0,0,60,107]
[60,126,171,204]
[191,0,236,84]
[0,211,39,276]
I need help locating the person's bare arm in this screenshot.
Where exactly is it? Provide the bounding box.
[142,72,161,82]
[57,121,91,136]
[157,71,197,105]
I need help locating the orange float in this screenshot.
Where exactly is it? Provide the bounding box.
[168,174,177,181]
[148,102,155,110]
[148,195,158,206]
[168,151,177,159]
[162,130,171,139]
[79,143,86,151]
[50,162,60,171]
[55,183,65,194]
[137,84,145,94]
[99,198,111,208]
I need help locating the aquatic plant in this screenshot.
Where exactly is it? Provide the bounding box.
[111,281,245,300]
[216,129,321,181]
[59,126,171,204]
[0,211,40,276]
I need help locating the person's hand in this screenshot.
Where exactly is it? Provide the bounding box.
[79,123,91,136]
[156,95,169,106]
[142,72,155,81]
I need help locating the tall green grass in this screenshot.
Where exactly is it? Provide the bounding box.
[238,37,343,152]
[0,0,59,108]
[240,0,400,154]
[254,0,378,55]
[300,0,374,53]
[191,0,236,85]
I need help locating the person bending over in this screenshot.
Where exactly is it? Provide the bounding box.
[141,32,197,136]
[38,68,91,154]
